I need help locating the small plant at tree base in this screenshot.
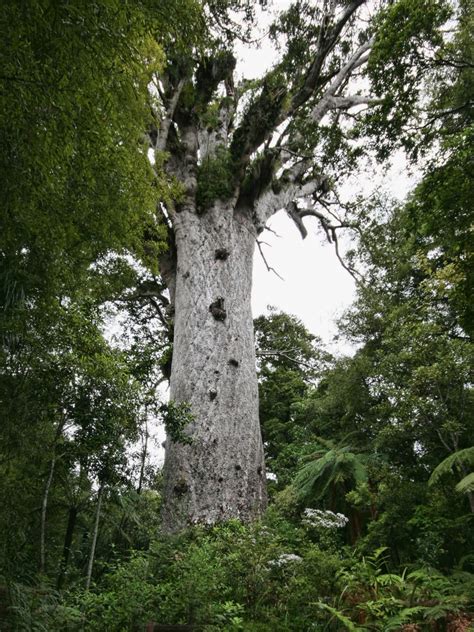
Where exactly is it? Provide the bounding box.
[160,401,195,445]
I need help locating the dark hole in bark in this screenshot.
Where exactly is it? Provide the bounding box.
[234,464,241,471]
[182,271,190,279]
[218,476,224,483]
[215,248,230,261]
[209,389,217,401]
[214,370,220,375]
[228,358,239,367]
[209,297,226,321]
[257,467,263,476]
[174,478,189,496]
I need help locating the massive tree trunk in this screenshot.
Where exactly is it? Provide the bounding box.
[153,2,377,531]
[161,204,267,532]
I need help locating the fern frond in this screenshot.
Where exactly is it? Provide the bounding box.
[429,447,474,486]
[384,606,425,631]
[455,472,474,494]
[315,602,366,631]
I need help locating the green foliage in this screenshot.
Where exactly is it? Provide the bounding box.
[0,0,171,305]
[37,517,346,631]
[429,447,474,495]
[0,0,188,598]
[196,147,235,211]
[254,310,330,487]
[160,401,195,445]
[293,439,368,507]
[326,552,474,631]
[364,0,451,157]
[5,516,472,631]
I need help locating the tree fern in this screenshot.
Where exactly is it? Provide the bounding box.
[429,447,474,493]
[293,440,367,504]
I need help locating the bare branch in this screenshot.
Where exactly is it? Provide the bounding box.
[309,38,376,125]
[257,240,284,280]
[257,350,317,371]
[290,0,367,112]
[287,204,362,282]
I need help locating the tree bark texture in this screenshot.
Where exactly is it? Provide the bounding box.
[161,206,267,532]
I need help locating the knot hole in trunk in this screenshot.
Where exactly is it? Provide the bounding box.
[209,297,226,321]
[215,248,230,261]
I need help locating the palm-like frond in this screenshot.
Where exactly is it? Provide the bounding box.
[293,450,338,500]
[429,447,474,487]
[455,471,474,494]
[293,443,368,503]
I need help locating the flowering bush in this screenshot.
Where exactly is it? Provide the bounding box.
[302,508,349,529]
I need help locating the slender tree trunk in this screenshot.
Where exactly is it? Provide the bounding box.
[85,484,103,590]
[137,416,149,495]
[350,509,362,544]
[40,453,57,574]
[56,505,78,589]
[161,205,267,532]
[39,419,65,574]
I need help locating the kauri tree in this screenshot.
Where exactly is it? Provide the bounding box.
[154,0,454,531]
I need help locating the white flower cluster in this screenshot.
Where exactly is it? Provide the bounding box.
[302,508,349,529]
[268,553,303,567]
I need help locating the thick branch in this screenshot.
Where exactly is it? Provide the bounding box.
[290,0,367,112]
[252,170,326,229]
[230,1,367,174]
[155,79,185,152]
[309,38,375,125]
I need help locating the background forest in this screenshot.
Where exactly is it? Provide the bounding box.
[0,0,472,630]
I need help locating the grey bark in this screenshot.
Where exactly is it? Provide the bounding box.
[40,453,57,574]
[40,419,65,574]
[161,204,267,532]
[137,415,149,495]
[85,484,103,590]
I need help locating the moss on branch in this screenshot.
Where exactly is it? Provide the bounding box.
[196,147,235,211]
